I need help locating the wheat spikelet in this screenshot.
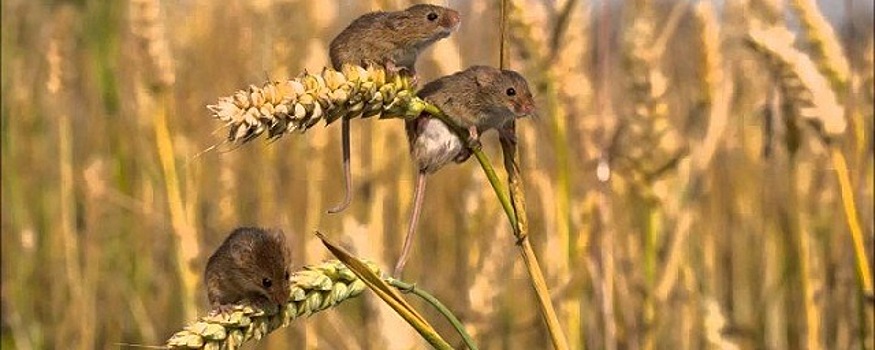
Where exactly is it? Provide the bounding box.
[554,1,598,158]
[702,298,740,350]
[507,0,562,262]
[788,0,850,91]
[523,0,592,346]
[166,260,377,349]
[507,0,550,59]
[746,21,847,139]
[130,0,176,89]
[751,0,784,24]
[208,64,419,143]
[653,0,732,306]
[618,1,687,181]
[695,0,723,105]
[46,6,95,347]
[46,37,63,95]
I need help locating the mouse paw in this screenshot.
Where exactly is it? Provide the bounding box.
[383,59,418,85]
[209,303,243,316]
[383,59,412,75]
[408,74,420,87]
[246,298,281,315]
[465,126,482,149]
[209,297,280,316]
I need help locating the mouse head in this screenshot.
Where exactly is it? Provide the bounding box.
[387,4,460,48]
[231,228,292,308]
[472,66,536,119]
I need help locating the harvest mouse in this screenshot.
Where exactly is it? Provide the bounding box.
[394,65,536,276]
[326,4,461,214]
[205,227,292,315]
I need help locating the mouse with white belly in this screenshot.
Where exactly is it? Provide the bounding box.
[394,65,535,276]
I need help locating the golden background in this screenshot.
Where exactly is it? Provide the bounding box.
[1,0,873,349]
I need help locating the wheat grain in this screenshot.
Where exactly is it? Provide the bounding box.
[746,21,847,139]
[788,0,850,91]
[208,65,418,143]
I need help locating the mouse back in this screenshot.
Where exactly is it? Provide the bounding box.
[329,4,459,70]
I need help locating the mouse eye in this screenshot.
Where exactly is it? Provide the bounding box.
[506,87,516,96]
[262,278,272,288]
[427,12,438,21]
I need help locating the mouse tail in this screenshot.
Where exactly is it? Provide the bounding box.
[327,118,353,214]
[394,172,428,277]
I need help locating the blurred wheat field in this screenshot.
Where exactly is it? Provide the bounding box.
[1,0,873,349]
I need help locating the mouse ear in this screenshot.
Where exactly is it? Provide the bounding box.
[472,67,498,88]
[266,229,287,249]
[385,16,405,31]
[266,228,292,261]
[265,228,286,242]
[229,240,254,265]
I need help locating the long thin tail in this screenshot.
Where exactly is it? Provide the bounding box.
[328,118,353,213]
[394,172,428,277]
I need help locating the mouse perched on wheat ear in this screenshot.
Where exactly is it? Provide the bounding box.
[205,227,292,315]
[394,65,536,277]
[326,4,461,214]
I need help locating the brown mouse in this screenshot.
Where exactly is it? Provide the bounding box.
[326,4,461,214]
[394,66,535,276]
[205,227,292,315]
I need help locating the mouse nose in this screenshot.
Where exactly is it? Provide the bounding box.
[442,9,461,29]
[521,103,538,119]
[274,291,289,306]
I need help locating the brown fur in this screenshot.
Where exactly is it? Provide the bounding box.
[205,227,291,314]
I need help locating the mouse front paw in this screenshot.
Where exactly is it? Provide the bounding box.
[465,126,482,150]
[209,297,280,316]
[246,297,281,315]
[209,303,244,316]
[382,59,418,85]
